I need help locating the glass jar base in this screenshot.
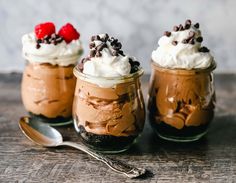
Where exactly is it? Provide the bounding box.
[75,125,137,154]
[155,130,207,142]
[29,112,73,126]
[150,119,210,142]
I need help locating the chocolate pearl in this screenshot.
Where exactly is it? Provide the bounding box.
[194,23,200,29]
[89,42,95,49]
[182,39,188,44]
[196,37,203,43]
[199,46,209,52]
[189,31,195,37]
[164,31,171,37]
[172,41,178,46]
[36,44,41,49]
[173,26,179,32]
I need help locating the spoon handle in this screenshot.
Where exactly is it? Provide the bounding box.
[60,141,146,178]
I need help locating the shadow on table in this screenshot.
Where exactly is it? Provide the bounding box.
[126,114,236,155]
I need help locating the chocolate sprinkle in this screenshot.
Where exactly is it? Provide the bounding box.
[164,31,171,37]
[194,23,200,29]
[35,34,64,49]
[199,46,209,52]
[173,26,179,32]
[179,24,184,31]
[79,33,141,74]
[196,37,203,43]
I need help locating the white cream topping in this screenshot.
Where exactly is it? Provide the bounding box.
[151,26,214,69]
[22,32,83,66]
[80,34,134,88]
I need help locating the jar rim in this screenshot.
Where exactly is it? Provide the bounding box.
[151,60,216,74]
[73,66,144,81]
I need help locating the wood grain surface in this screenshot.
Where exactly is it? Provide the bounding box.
[0,73,235,183]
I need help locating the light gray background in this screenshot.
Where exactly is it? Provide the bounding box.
[0,0,235,73]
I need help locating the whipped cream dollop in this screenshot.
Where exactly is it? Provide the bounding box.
[152,20,215,69]
[22,32,83,66]
[76,34,141,87]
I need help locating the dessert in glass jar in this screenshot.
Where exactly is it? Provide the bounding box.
[148,20,216,142]
[73,34,145,153]
[21,22,83,126]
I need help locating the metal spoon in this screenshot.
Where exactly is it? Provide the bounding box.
[19,116,146,178]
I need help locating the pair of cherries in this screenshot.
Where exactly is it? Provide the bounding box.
[35,22,80,44]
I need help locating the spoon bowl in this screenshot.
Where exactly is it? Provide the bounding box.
[19,116,146,178]
[19,116,62,147]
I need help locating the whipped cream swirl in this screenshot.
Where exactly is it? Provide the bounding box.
[76,34,141,88]
[22,32,83,66]
[83,34,131,77]
[152,22,215,69]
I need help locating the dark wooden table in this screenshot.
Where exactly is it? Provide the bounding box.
[0,73,235,183]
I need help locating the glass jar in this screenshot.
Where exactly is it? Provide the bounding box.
[73,67,145,153]
[21,55,80,126]
[147,61,216,142]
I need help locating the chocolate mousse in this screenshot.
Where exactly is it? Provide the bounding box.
[148,20,216,141]
[73,34,145,152]
[21,22,83,125]
[22,63,76,121]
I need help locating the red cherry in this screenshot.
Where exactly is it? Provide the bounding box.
[34,22,56,39]
[58,23,80,43]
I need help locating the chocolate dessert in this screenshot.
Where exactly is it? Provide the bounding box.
[21,22,83,125]
[148,20,216,141]
[73,34,145,152]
